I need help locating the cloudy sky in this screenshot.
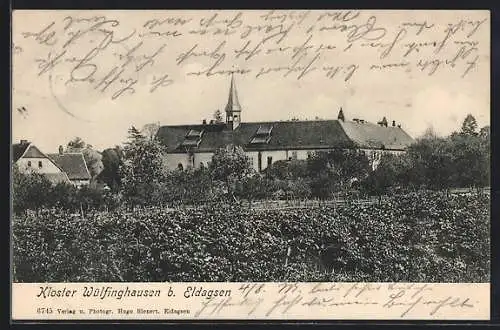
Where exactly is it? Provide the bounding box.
[12,10,490,152]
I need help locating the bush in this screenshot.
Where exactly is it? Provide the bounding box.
[12,191,489,282]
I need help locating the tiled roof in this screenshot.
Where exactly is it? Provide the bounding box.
[48,153,91,180]
[12,143,48,161]
[157,119,417,153]
[157,120,359,153]
[339,121,415,150]
[12,143,30,162]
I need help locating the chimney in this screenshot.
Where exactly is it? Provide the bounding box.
[58,145,64,154]
[202,119,207,125]
[210,119,215,124]
[397,124,401,128]
[392,120,396,127]
[20,139,28,144]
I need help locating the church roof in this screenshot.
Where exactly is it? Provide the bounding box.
[48,153,91,180]
[157,119,415,153]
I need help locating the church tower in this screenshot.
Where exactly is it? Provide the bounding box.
[225,74,242,130]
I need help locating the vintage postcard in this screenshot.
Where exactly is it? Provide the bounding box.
[11,9,490,321]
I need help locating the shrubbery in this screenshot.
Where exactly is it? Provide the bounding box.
[12,191,489,282]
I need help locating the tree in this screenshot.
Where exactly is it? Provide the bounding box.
[448,133,489,188]
[421,125,438,139]
[12,164,52,213]
[83,149,104,179]
[213,110,224,123]
[460,114,478,136]
[406,136,455,190]
[141,122,160,141]
[161,166,215,205]
[100,147,123,191]
[479,125,490,141]
[119,127,166,206]
[361,153,411,198]
[307,148,371,198]
[209,145,253,198]
[67,137,86,149]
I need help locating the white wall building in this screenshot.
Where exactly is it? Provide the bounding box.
[156,76,414,172]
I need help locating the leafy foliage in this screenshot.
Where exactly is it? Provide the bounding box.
[461,114,479,136]
[12,165,52,214]
[307,149,371,198]
[119,127,166,206]
[100,147,123,191]
[13,191,489,282]
[213,109,224,123]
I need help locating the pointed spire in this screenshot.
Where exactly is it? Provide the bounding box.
[337,107,345,122]
[225,73,241,113]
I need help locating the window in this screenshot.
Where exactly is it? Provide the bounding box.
[248,157,254,167]
[250,125,273,144]
[27,161,31,167]
[292,151,298,160]
[258,153,262,172]
[177,163,184,171]
[307,151,312,159]
[182,129,204,148]
[267,156,273,167]
[38,161,43,168]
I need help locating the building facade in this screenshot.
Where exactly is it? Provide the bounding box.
[13,140,91,187]
[156,76,415,172]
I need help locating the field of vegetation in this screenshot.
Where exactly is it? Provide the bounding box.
[13,191,489,283]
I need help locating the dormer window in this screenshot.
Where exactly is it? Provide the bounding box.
[181,129,204,148]
[250,125,273,144]
[186,129,203,139]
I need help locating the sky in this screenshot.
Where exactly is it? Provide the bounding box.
[12,10,490,152]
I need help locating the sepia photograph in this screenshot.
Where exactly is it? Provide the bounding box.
[11,9,490,288]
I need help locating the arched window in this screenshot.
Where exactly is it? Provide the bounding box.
[177,163,184,171]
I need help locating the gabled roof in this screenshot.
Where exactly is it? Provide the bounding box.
[12,143,31,162]
[13,142,49,162]
[339,120,415,150]
[157,120,355,153]
[48,153,91,180]
[13,142,67,172]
